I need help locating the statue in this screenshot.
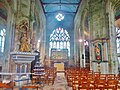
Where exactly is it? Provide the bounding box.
[16,20,31,52]
[94,44,102,60]
[19,34,30,52]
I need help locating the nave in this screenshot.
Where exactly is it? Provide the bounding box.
[1,67,120,90]
[0,0,120,90]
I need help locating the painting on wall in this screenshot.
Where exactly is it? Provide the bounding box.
[94,43,102,61]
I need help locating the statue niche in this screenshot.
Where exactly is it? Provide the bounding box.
[16,20,31,52]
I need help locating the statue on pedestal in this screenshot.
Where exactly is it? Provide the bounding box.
[19,33,30,52]
[16,20,31,52]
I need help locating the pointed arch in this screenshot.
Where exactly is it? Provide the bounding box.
[49,27,70,57]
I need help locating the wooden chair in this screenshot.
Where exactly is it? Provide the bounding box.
[47,70,56,85]
[107,74,116,80]
[106,79,118,90]
[67,74,73,86]
[39,74,48,84]
[22,85,38,90]
[78,79,90,90]
[87,74,95,89]
[72,76,80,90]
[94,79,107,89]
[31,75,39,84]
[0,82,14,90]
[100,74,107,80]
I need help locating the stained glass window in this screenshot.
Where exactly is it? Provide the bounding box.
[0,28,6,53]
[49,27,70,56]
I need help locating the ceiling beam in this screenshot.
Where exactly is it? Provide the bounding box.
[75,0,82,16]
[44,10,76,14]
[42,3,79,5]
[39,0,46,16]
[75,0,82,13]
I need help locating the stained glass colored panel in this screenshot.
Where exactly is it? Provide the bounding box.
[49,27,70,58]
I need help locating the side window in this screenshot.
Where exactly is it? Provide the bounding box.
[0,28,6,53]
[116,27,120,53]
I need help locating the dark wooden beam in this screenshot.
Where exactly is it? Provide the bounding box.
[42,3,79,5]
[75,0,82,17]
[39,0,46,16]
[45,10,76,14]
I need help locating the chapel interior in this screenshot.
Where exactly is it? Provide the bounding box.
[0,0,120,90]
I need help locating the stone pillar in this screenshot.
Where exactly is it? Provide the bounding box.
[106,0,118,74]
[89,0,111,74]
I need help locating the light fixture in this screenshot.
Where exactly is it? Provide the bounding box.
[38,40,40,43]
[79,39,83,42]
[56,13,64,21]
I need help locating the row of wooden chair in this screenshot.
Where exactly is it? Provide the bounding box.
[0,81,15,90]
[65,67,120,90]
[32,67,57,85]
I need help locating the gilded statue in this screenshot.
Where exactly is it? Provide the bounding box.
[19,34,30,52]
[17,20,31,52]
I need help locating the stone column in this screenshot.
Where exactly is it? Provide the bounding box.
[89,0,111,74]
[106,0,119,74]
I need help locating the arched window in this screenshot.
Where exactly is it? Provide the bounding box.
[116,27,120,65]
[0,28,6,53]
[49,27,70,57]
[116,27,120,53]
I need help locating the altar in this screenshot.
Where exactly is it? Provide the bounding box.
[50,60,68,72]
[54,62,64,72]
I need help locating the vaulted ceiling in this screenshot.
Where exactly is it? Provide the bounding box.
[40,0,81,14]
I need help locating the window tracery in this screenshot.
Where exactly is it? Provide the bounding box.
[49,27,70,56]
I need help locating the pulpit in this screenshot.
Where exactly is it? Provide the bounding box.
[10,52,38,86]
[10,52,38,73]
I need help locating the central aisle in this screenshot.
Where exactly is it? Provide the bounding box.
[43,72,72,90]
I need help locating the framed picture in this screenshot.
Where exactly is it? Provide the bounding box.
[94,43,102,61]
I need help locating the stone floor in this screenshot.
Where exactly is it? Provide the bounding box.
[13,73,72,90]
[2,73,120,90]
